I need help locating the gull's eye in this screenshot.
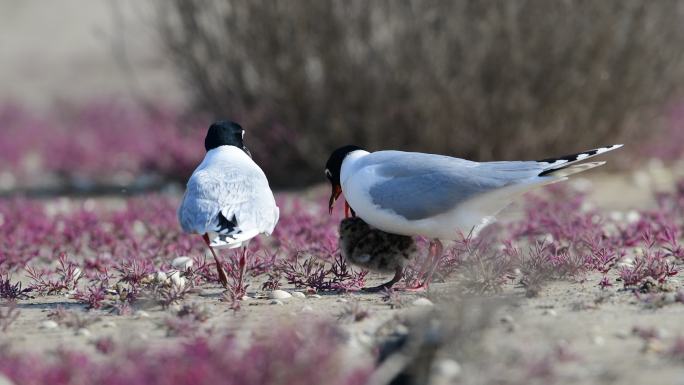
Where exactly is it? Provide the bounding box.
[325,169,332,179]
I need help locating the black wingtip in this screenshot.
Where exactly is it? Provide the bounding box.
[537,144,623,176]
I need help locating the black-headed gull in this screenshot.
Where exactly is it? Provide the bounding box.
[178,121,279,288]
[326,144,622,289]
[339,217,417,291]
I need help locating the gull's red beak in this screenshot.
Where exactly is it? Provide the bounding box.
[329,184,342,214]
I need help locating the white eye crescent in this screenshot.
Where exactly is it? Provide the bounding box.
[325,169,332,178]
[241,130,245,139]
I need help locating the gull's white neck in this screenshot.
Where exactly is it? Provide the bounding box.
[340,150,369,186]
[199,145,250,169]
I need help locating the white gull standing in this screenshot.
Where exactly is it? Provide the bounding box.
[178,121,279,288]
[326,144,622,290]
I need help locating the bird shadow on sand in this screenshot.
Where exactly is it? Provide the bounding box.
[15,301,86,311]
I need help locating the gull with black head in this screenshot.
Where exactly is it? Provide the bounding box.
[178,121,279,288]
[326,143,623,289]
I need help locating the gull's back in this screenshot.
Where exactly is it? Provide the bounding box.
[178,146,279,238]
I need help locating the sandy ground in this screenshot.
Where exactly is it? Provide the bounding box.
[3,170,684,385]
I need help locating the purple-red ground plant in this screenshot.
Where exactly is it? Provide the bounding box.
[0,321,371,385]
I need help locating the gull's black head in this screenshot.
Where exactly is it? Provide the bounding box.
[205,120,251,157]
[325,145,363,214]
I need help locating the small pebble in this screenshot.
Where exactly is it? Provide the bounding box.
[291,291,306,299]
[154,271,168,283]
[270,300,284,306]
[241,295,252,301]
[614,330,630,339]
[101,321,117,328]
[500,315,515,324]
[336,298,348,303]
[168,271,186,289]
[626,210,641,223]
[134,310,151,319]
[269,290,292,299]
[76,328,92,337]
[171,256,194,270]
[592,335,605,346]
[431,359,462,384]
[40,320,59,330]
[543,309,557,317]
[412,298,434,307]
[301,305,314,312]
[395,324,410,335]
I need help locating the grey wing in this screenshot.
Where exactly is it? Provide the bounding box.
[366,152,547,220]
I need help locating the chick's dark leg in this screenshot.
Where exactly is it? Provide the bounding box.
[202,234,228,289]
[362,266,403,292]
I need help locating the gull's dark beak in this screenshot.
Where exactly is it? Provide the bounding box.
[329,184,342,215]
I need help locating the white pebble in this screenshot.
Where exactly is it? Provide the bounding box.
[171,256,194,270]
[309,294,322,299]
[412,298,434,307]
[154,271,168,283]
[241,295,252,301]
[592,335,605,346]
[609,211,624,222]
[134,310,150,318]
[336,298,348,303]
[626,210,641,223]
[543,309,558,317]
[301,305,314,312]
[291,291,306,299]
[76,328,91,337]
[614,330,630,339]
[269,290,292,299]
[270,300,284,306]
[40,320,59,329]
[101,321,117,328]
[432,359,462,383]
[168,271,186,289]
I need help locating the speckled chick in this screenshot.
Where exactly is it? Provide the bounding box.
[339,217,417,291]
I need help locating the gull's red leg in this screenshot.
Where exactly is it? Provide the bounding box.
[203,234,228,288]
[403,239,443,291]
[237,246,247,296]
[344,201,356,218]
